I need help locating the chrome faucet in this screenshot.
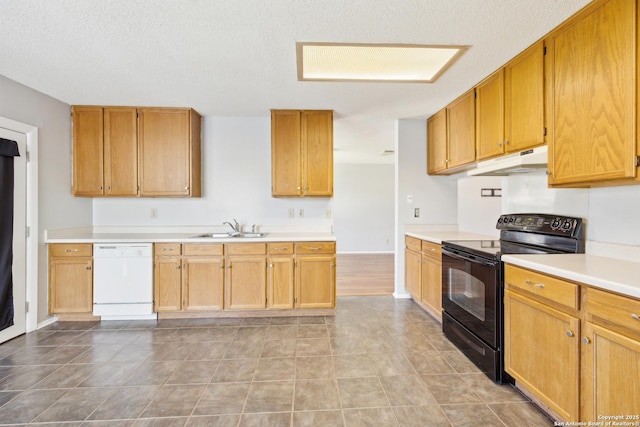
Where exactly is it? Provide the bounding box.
[223,219,241,235]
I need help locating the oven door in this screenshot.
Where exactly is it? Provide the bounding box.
[441,247,500,348]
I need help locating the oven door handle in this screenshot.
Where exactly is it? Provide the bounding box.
[442,248,498,268]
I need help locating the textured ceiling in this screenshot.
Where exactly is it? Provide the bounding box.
[0,0,590,163]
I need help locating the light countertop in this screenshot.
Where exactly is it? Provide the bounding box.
[502,254,640,299]
[405,230,496,244]
[45,226,336,244]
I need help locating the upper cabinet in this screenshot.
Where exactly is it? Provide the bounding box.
[271,109,333,197]
[426,109,447,174]
[138,108,201,197]
[476,69,505,161]
[72,106,201,197]
[427,89,476,175]
[546,0,639,187]
[505,40,545,153]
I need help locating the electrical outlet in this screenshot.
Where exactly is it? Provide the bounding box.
[288,208,295,219]
[414,208,420,218]
[150,208,158,218]
[299,209,304,218]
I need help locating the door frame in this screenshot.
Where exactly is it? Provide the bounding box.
[0,116,39,333]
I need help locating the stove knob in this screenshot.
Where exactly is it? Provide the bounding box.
[509,217,515,223]
[561,220,572,231]
[551,218,561,229]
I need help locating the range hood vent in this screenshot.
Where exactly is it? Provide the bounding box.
[467,145,548,176]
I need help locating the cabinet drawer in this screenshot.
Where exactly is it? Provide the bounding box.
[226,243,267,255]
[405,236,421,252]
[296,241,335,254]
[421,241,441,259]
[587,288,640,339]
[268,242,294,255]
[504,264,579,311]
[155,243,182,256]
[183,243,223,256]
[49,244,92,257]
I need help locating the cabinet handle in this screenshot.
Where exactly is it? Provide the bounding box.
[98,185,103,190]
[525,280,545,289]
[64,249,79,252]
[269,263,273,268]
[566,330,574,338]
[106,186,111,190]
[176,265,180,269]
[504,139,509,145]
[86,266,91,270]
[308,247,322,250]
[162,248,173,252]
[582,336,591,344]
[632,313,640,321]
[496,141,502,147]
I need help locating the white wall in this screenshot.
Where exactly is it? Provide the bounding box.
[456,176,502,237]
[333,163,394,252]
[0,74,92,323]
[499,173,640,248]
[93,116,395,252]
[395,119,458,296]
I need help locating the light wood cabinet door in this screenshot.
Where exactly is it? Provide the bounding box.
[504,290,580,421]
[271,110,333,197]
[476,69,505,160]
[427,109,448,174]
[72,106,104,196]
[404,248,421,300]
[268,256,294,309]
[183,257,224,311]
[296,255,335,308]
[581,321,640,422]
[447,90,476,169]
[103,107,138,196]
[301,110,333,196]
[226,256,267,310]
[504,40,545,153]
[548,0,637,185]
[154,256,182,312]
[421,254,441,316]
[138,108,201,197]
[48,257,93,314]
[271,110,302,196]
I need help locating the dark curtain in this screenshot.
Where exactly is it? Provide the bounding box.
[0,137,20,332]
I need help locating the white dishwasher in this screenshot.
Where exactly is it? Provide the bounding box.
[93,243,156,320]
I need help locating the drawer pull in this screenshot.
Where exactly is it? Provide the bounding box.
[86,266,91,270]
[582,337,591,344]
[632,313,640,321]
[64,249,79,252]
[162,248,174,251]
[308,247,321,250]
[525,280,545,289]
[566,330,574,338]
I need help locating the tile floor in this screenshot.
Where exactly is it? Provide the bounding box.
[0,296,554,426]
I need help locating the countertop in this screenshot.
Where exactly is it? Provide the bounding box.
[405,230,496,244]
[45,226,336,244]
[501,254,640,299]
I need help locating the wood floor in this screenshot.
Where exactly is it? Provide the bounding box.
[336,253,394,296]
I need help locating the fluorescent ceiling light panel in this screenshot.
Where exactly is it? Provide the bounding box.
[297,43,468,83]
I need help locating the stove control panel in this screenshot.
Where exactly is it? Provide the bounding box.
[496,213,584,237]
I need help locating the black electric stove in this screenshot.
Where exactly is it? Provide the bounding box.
[440,213,585,383]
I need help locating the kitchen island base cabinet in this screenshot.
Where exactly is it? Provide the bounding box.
[404,236,442,321]
[48,244,93,314]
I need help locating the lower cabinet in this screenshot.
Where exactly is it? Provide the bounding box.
[268,243,295,309]
[504,264,640,423]
[226,243,268,310]
[581,288,640,421]
[404,236,442,319]
[48,244,93,314]
[154,243,224,312]
[153,240,335,313]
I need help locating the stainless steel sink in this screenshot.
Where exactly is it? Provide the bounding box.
[191,232,266,239]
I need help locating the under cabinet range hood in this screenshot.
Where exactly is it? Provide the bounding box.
[467,145,548,176]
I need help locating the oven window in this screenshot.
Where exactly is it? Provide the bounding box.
[448,268,486,321]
